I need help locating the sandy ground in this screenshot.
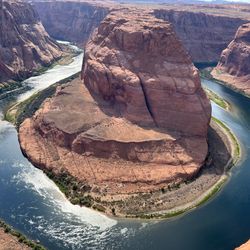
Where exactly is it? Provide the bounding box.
[0,228,31,250]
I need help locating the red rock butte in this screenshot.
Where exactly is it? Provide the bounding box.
[19,9,211,210]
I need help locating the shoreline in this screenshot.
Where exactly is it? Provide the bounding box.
[200,68,250,99]
[135,116,241,220]
[0,42,81,101]
[0,219,45,250]
[204,87,230,111]
[4,72,81,127]
[0,47,81,247]
[5,75,241,219]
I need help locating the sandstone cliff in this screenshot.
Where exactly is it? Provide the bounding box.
[31,1,110,45]
[30,1,248,63]
[212,23,250,96]
[0,0,63,83]
[153,9,247,63]
[19,9,211,215]
[82,9,211,136]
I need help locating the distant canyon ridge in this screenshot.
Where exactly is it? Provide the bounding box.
[26,0,250,96]
[1,0,250,87]
[30,0,250,63]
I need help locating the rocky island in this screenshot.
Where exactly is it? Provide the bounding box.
[18,9,238,217]
[212,23,250,96]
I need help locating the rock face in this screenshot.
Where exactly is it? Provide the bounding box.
[0,0,63,83]
[212,23,250,96]
[82,10,211,136]
[153,9,247,63]
[19,10,211,215]
[31,1,110,45]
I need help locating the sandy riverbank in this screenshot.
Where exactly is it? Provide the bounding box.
[0,228,31,250]
[138,117,240,219]
[201,67,250,99]
[0,220,45,250]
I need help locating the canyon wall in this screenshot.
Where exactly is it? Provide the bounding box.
[153,9,247,63]
[31,1,110,45]
[0,0,62,83]
[31,1,248,63]
[212,23,250,96]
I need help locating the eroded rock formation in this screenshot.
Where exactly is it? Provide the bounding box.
[19,9,211,215]
[0,0,63,82]
[212,23,250,96]
[82,10,211,136]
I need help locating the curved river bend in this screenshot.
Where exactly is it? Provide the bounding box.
[0,44,250,249]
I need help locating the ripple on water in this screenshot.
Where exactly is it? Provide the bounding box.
[9,162,150,249]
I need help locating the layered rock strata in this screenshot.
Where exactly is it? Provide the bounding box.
[31,1,110,45]
[212,23,250,96]
[19,10,211,215]
[153,9,247,63]
[30,1,248,62]
[0,0,63,82]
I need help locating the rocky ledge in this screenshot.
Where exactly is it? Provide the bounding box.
[19,10,216,216]
[0,0,63,83]
[212,23,250,96]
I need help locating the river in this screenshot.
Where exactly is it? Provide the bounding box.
[0,43,250,250]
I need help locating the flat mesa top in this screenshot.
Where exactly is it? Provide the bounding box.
[27,1,250,21]
[106,9,172,30]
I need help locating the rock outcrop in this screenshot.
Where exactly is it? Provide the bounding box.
[0,0,63,83]
[19,9,211,215]
[82,9,211,136]
[212,23,250,96]
[153,9,247,63]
